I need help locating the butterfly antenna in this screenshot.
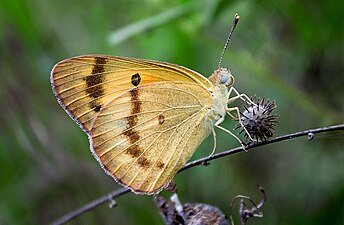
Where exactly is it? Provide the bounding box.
[218,14,240,69]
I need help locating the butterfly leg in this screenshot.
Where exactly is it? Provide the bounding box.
[210,114,226,156]
[214,124,246,150]
[226,108,239,120]
[210,128,217,155]
[214,115,246,150]
[227,106,254,142]
[226,87,255,142]
[227,87,256,105]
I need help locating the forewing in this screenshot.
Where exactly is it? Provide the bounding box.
[51,55,213,132]
[90,82,213,194]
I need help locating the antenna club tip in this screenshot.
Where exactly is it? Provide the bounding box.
[218,13,241,68]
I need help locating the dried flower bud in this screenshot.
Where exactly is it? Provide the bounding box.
[237,97,278,142]
[155,194,228,225]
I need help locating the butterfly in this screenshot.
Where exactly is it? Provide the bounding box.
[50,14,253,194]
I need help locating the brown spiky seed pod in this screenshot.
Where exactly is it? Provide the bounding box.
[237,97,278,142]
[155,194,229,225]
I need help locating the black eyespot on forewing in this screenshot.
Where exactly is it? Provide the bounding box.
[131,73,141,86]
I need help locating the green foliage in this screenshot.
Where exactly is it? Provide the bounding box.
[0,0,342,224]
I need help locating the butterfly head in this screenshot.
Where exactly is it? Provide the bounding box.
[209,67,235,87]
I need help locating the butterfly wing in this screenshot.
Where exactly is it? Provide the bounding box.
[51,55,213,133]
[90,81,214,194]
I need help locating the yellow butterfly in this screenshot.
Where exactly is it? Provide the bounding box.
[50,14,252,194]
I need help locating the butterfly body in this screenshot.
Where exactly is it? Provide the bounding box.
[51,55,234,194]
[208,79,230,124]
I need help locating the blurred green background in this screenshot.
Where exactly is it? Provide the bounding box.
[0,0,343,224]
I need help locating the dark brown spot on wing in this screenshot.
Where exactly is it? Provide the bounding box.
[130,88,141,114]
[124,88,143,157]
[126,145,142,158]
[131,73,141,86]
[94,105,101,112]
[87,57,106,98]
[138,157,150,169]
[158,114,165,124]
[157,161,165,169]
[90,101,102,112]
[84,57,107,111]
[123,127,140,143]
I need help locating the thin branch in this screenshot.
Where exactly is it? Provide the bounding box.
[181,124,344,171]
[50,124,344,225]
[50,188,130,225]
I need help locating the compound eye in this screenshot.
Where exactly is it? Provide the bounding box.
[218,68,235,86]
[219,73,229,84]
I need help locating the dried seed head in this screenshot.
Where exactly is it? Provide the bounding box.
[237,97,278,142]
[155,194,229,225]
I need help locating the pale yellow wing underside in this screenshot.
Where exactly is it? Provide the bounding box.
[90,82,213,194]
[51,55,213,133]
